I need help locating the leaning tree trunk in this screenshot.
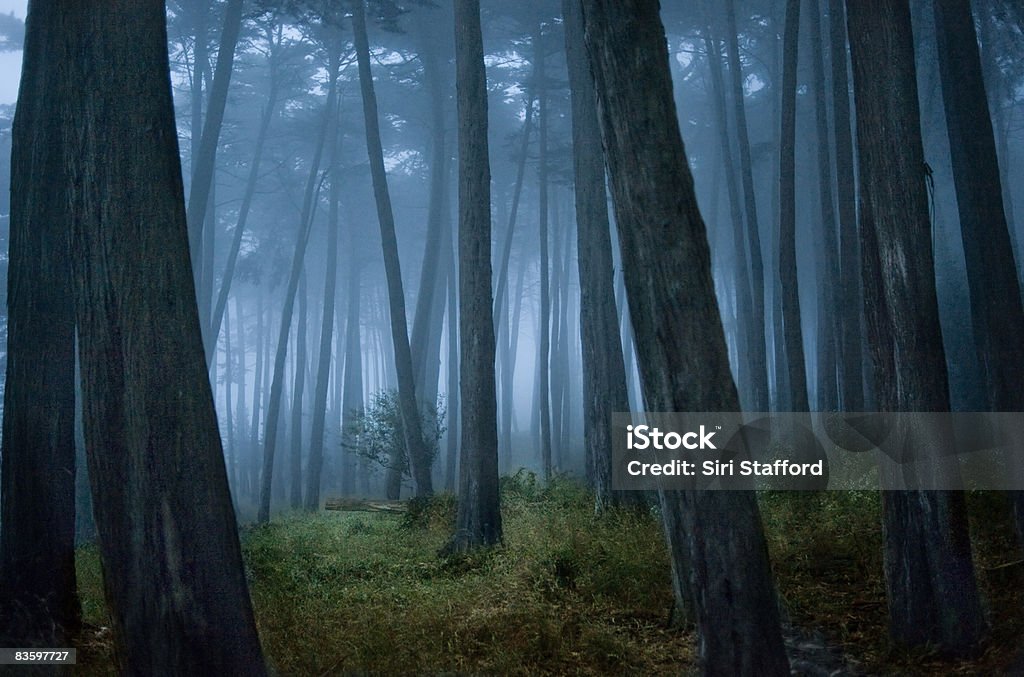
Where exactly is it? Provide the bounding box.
[258,60,339,524]
[778,0,810,412]
[579,1,790,673]
[931,0,1024,542]
[845,0,985,653]
[62,1,266,672]
[352,0,434,497]
[0,0,78,646]
[443,0,503,554]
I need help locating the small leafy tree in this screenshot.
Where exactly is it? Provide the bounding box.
[344,390,446,485]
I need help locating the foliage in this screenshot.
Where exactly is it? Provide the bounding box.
[343,389,445,482]
[69,485,1024,675]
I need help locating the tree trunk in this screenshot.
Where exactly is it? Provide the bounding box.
[536,23,554,482]
[352,0,434,497]
[258,60,339,524]
[779,0,810,412]
[341,239,365,497]
[931,0,1024,542]
[445,239,460,493]
[224,296,236,495]
[845,0,985,653]
[249,292,265,502]
[443,0,503,554]
[829,0,864,411]
[723,0,770,411]
[290,272,309,509]
[0,0,78,645]
[234,294,248,493]
[62,1,265,671]
[579,1,790,673]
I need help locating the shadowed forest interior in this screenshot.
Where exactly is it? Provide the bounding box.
[0,0,1023,674]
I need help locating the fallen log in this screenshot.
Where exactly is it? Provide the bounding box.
[324,498,407,513]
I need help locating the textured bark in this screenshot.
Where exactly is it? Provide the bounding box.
[829,0,864,411]
[352,0,433,497]
[62,1,265,671]
[845,0,985,653]
[778,0,810,412]
[0,0,78,645]
[579,1,789,673]
[723,0,770,411]
[258,63,338,524]
[443,0,503,554]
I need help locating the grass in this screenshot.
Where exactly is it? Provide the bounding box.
[72,477,1023,675]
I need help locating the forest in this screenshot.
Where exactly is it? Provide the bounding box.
[0,0,1023,674]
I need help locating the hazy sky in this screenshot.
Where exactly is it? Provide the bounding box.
[0,0,26,105]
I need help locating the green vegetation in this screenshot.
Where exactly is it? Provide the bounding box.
[74,479,1023,675]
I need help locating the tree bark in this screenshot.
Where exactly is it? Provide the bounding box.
[845,0,985,653]
[579,1,790,673]
[352,0,434,497]
[536,23,554,482]
[443,0,503,554]
[290,272,309,508]
[62,1,265,671]
[0,0,78,645]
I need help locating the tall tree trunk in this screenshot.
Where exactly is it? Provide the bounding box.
[931,0,1024,541]
[779,0,810,412]
[234,294,248,493]
[0,0,78,645]
[536,23,554,482]
[224,296,237,495]
[62,1,265,670]
[341,242,365,497]
[249,292,266,502]
[445,243,460,493]
[306,115,342,511]
[702,20,755,406]
[258,60,339,524]
[829,0,864,411]
[186,0,244,337]
[579,1,790,673]
[808,0,841,411]
[352,0,434,497]
[443,0,503,554]
[290,272,309,509]
[723,0,770,411]
[845,0,985,653]
[206,34,281,360]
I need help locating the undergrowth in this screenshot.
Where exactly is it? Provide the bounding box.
[72,477,1023,675]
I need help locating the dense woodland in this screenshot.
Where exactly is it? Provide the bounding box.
[0,0,1023,674]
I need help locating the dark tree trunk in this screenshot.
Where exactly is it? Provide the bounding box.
[250,293,266,502]
[224,297,237,494]
[829,0,864,411]
[536,23,554,482]
[258,61,339,524]
[931,0,1024,542]
[443,0,503,554]
[779,0,810,412]
[234,294,248,492]
[445,239,460,493]
[306,100,342,511]
[352,0,434,497]
[0,0,78,645]
[723,0,770,411]
[562,0,630,509]
[845,0,985,653]
[579,1,790,673]
[341,242,365,497]
[62,1,265,671]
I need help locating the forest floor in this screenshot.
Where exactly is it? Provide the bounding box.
[72,477,1024,675]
